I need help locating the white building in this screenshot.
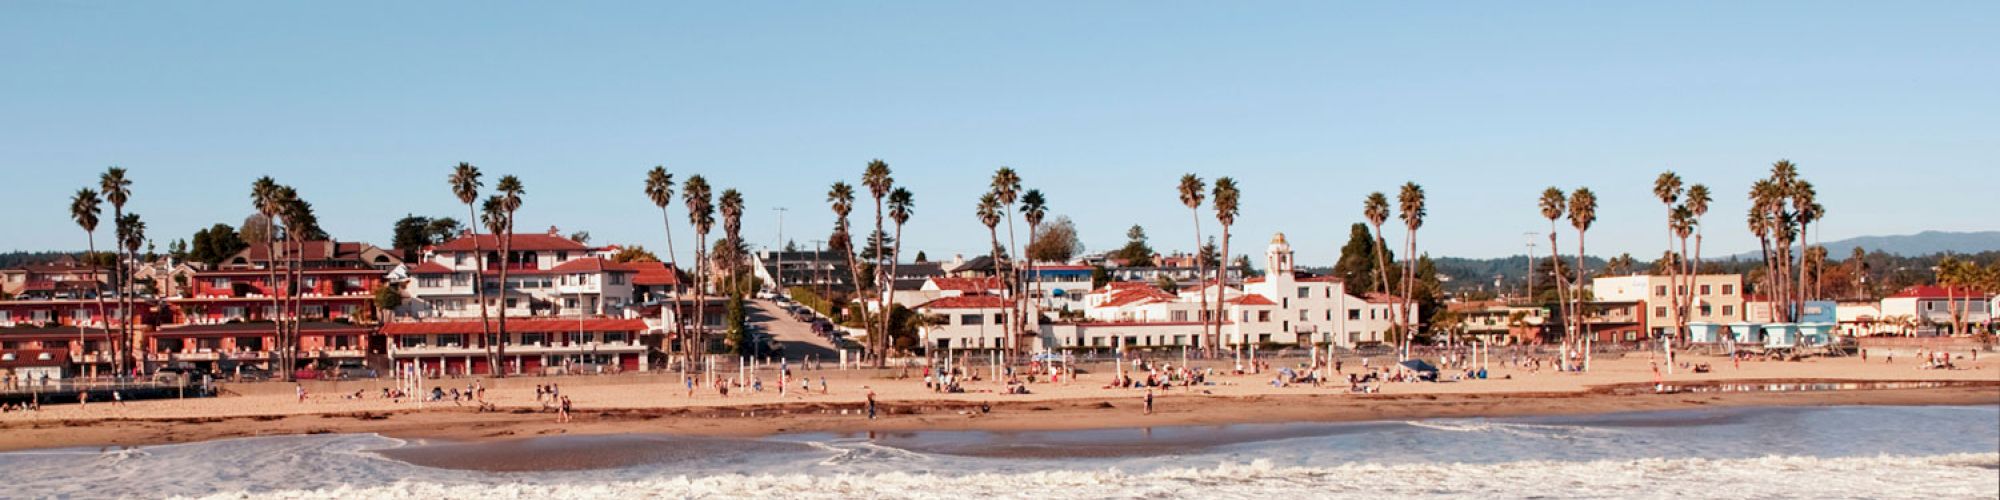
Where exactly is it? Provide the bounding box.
[401,231,642,320]
[1878,285,1993,336]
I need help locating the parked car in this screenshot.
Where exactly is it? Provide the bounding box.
[329,362,378,379]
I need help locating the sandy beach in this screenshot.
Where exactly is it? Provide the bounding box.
[3,353,1995,453]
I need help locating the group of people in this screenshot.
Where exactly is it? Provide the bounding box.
[1,373,56,391]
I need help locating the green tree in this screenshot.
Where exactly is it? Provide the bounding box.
[610,246,661,263]
[1026,215,1083,263]
[373,284,403,322]
[1333,223,1387,293]
[392,214,434,260]
[1114,224,1155,267]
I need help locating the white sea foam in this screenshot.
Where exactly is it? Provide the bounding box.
[178,453,2000,500]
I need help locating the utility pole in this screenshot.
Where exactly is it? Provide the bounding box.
[1523,232,1538,302]
[772,207,787,294]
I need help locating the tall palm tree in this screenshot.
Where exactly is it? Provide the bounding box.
[1567,188,1597,369]
[1019,189,1047,347]
[1396,182,1425,358]
[116,213,145,373]
[70,189,110,372]
[1211,178,1240,354]
[249,177,286,377]
[1362,192,1393,297]
[975,193,1004,353]
[278,192,320,374]
[989,168,1023,354]
[1792,179,1819,305]
[1669,205,1694,365]
[1178,175,1210,354]
[448,163,494,369]
[99,167,133,374]
[493,175,525,375]
[1748,177,1783,322]
[476,197,508,374]
[886,187,914,356]
[1538,187,1569,362]
[1684,184,1712,342]
[1653,172,1683,342]
[861,160,894,359]
[644,166,686,366]
[719,189,746,297]
[684,176,716,360]
[823,181,863,360]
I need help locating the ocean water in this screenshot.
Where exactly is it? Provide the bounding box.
[1,405,1995,499]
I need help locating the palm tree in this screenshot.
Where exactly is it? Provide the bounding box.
[476,197,508,367]
[886,187,915,357]
[1567,187,1597,370]
[277,192,321,374]
[1538,187,1570,365]
[861,160,894,359]
[1178,174,1210,354]
[644,166,686,366]
[1396,182,1425,358]
[1684,184,1712,350]
[719,189,746,289]
[823,181,863,360]
[448,163,495,370]
[249,177,286,377]
[1019,189,1047,347]
[989,167,1023,354]
[70,189,110,372]
[115,212,145,373]
[99,167,133,374]
[976,192,1004,353]
[1211,178,1240,354]
[685,176,716,360]
[1792,179,1818,305]
[1653,172,1683,343]
[493,175,525,377]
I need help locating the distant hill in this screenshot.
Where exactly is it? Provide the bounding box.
[1730,231,2000,258]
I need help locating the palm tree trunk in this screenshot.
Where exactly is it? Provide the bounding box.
[659,209,683,370]
[1190,209,1210,356]
[1401,227,1417,359]
[695,237,709,364]
[1217,225,1232,357]
[1574,230,1589,371]
[1548,227,1569,370]
[1003,208,1021,357]
[85,234,111,376]
[495,221,511,378]
[1024,220,1041,354]
[466,204,494,374]
[888,222,906,358]
[987,227,1004,355]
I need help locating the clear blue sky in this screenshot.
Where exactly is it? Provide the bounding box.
[3,2,1994,267]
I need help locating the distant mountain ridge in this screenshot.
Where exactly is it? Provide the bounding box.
[1731,230,2000,258]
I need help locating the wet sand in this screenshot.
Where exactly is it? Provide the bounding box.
[2,354,1995,453]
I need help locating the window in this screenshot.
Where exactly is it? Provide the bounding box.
[1297,287,1310,299]
[995,313,1007,324]
[1655,286,1667,297]
[1171,311,1187,322]
[1258,311,1271,322]
[1655,306,1668,318]
[1349,309,1362,320]
[610,273,626,285]
[237,336,264,351]
[400,336,425,348]
[1700,284,1712,295]
[1700,305,1713,316]
[1299,310,1309,320]
[1722,284,1735,295]
[522,333,546,345]
[439,334,466,347]
[451,273,470,287]
[418,276,442,288]
[1722,305,1735,316]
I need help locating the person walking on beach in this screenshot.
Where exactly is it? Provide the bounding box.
[866,388,878,420]
[557,395,573,423]
[112,390,124,407]
[296,384,307,403]
[1144,389,1155,415]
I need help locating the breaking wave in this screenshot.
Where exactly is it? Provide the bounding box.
[181,453,2000,499]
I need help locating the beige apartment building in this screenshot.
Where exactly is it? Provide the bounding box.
[1592,274,1746,338]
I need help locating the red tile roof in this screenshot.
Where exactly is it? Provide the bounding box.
[1102,288,1177,307]
[410,262,455,274]
[1228,294,1277,306]
[380,318,647,335]
[1887,285,1993,299]
[430,234,592,252]
[621,261,683,286]
[929,276,1003,292]
[916,295,1011,309]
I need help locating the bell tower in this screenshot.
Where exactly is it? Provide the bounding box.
[1266,232,1294,275]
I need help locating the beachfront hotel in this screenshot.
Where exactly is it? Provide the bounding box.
[386,228,679,376]
[914,233,1412,354]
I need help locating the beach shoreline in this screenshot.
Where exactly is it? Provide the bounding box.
[3,358,1995,453]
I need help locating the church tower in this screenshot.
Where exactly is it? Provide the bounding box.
[1267,232,1294,276]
